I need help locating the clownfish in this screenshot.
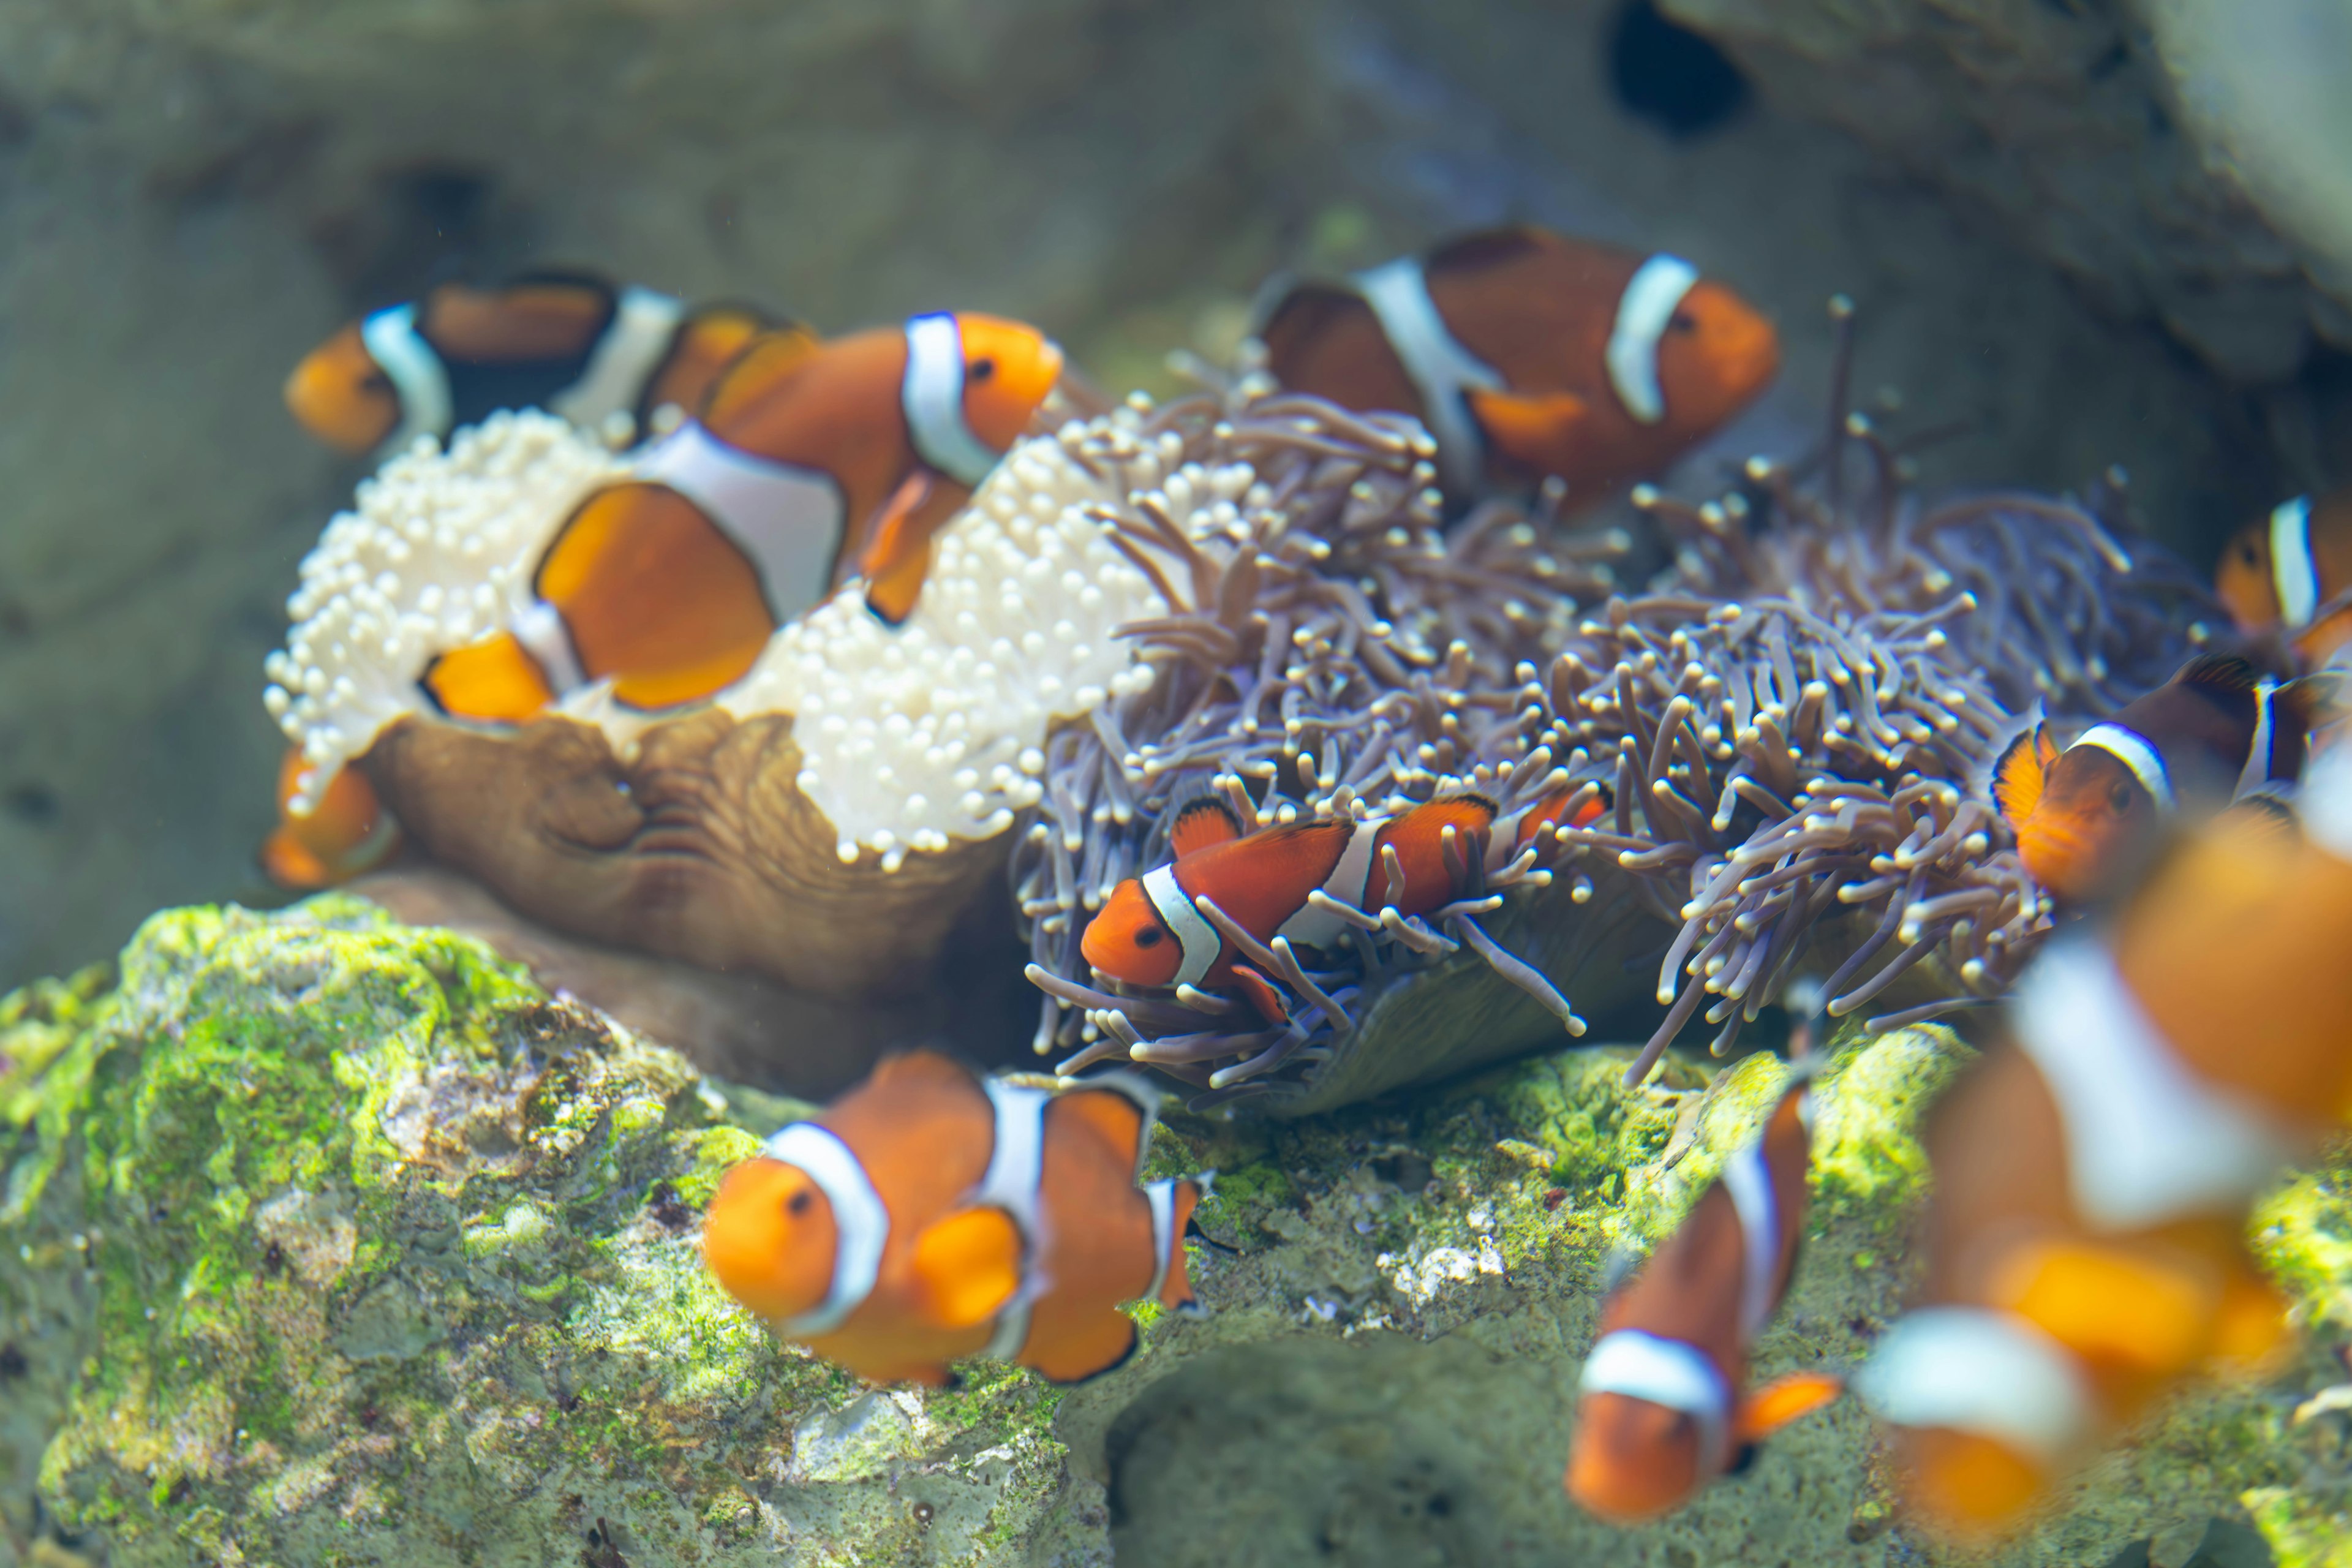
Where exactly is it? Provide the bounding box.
[257,748,401,891]
[1855,757,2352,1535]
[702,1050,1205,1387]
[1499,780,1614,849]
[1081,793,1504,1022]
[2214,488,2352,668]
[420,312,1065,722]
[285,272,782,458]
[1566,1079,1843,1523]
[1991,654,2311,903]
[1255,225,1779,502]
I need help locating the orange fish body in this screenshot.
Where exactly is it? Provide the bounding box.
[702,1050,1203,1387]
[1991,654,2309,904]
[1855,777,2352,1536]
[1257,225,1779,502]
[1502,782,1612,850]
[2214,489,2352,668]
[421,312,1064,722]
[258,748,401,891]
[1080,795,1500,1009]
[284,272,780,457]
[1566,1082,1841,1524]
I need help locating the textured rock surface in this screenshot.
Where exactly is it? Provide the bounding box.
[6,902,2348,1566]
[0,0,2285,993]
[1656,0,2350,384]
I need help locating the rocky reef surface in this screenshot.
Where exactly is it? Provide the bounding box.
[2,900,2346,1567]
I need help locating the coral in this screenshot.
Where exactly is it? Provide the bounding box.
[7,908,2342,1566]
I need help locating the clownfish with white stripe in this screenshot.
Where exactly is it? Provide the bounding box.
[1080,793,1513,1023]
[420,312,1065,722]
[258,748,401,891]
[285,272,783,458]
[1852,761,2352,1534]
[1255,225,1779,503]
[702,1050,1205,1387]
[1566,1077,1843,1523]
[1990,654,2313,904]
[2214,488,2352,669]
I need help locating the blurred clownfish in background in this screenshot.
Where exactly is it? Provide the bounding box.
[257,748,401,891]
[2214,488,2352,669]
[420,311,1065,723]
[1082,791,1539,1027]
[1254,225,1780,503]
[1991,653,2312,904]
[284,271,782,458]
[703,1050,1206,1386]
[1854,747,2352,1536]
[1566,1077,1843,1523]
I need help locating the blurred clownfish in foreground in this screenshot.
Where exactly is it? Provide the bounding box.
[285,272,782,458]
[1255,224,1780,503]
[703,1050,1206,1386]
[1080,785,1603,1031]
[258,748,400,891]
[2214,488,2352,669]
[1566,1077,1842,1523]
[1991,653,2312,904]
[1854,747,2352,1536]
[420,311,1066,723]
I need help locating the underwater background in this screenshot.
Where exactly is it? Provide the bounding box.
[7,1,2352,1564]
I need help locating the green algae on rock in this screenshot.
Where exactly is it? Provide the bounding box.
[4,906,2349,1567]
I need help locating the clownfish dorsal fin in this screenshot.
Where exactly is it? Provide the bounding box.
[2173,651,2263,697]
[908,1205,1023,1330]
[1422,223,1549,278]
[1167,796,1246,859]
[1255,280,1375,363]
[1991,722,2053,827]
[1731,1370,1842,1444]
[701,327,828,426]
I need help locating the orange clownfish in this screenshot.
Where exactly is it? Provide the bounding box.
[1991,654,2310,904]
[1081,793,1504,1022]
[703,1050,1205,1387]
[1566,1079,1842,1524]
[2214,488,2352,668]
[258,748,401,891]
[1855,762,2352,1535]
[421,312,1065,722]
[285,272,781,458]
[1256,225,1779,501]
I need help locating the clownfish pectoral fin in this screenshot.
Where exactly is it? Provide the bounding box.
[1230,963,1291,1027]
[1026,1310,1140,1385]
[1990,722,2052,827]
[422,633,559,725]
[908,1205,1024,1332]
[1732,1371,1844,1445]
[857,470,967,626]
[1168,796,1246,858]
[1464,387,1591,470]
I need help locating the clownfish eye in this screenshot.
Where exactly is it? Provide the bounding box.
[1667,312,1697,334]
[2108,780,2135,812]
[361,369,395,396]
[969,356,997,383]
[786,1189,814,1216]
[2242,544,2261,566]
[1133,927,1164,949]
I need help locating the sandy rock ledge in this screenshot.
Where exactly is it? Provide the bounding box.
[2,902,2348,1567]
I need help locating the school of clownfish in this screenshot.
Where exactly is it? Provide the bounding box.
[255,225,2352,1542]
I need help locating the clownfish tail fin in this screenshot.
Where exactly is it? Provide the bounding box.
[1732,1370,1844,1445]
[1167,795,1247,858]
[2174,650,2264,695]
[1990,722,2051,827]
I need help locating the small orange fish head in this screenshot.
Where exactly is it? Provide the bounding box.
[1080,878,1185,989]
[1654,278,1780,437]
[284,321,400,454]
[703,1156,841,1324]
[2015,750,2152,903]
[952,314,1065,451]
[1564,1391,1706,1525]
[2214,518,2282,635]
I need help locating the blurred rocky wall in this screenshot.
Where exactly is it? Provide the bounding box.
[0,0,2291,989]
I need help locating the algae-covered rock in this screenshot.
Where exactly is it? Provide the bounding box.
[6,902,2350,1566]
